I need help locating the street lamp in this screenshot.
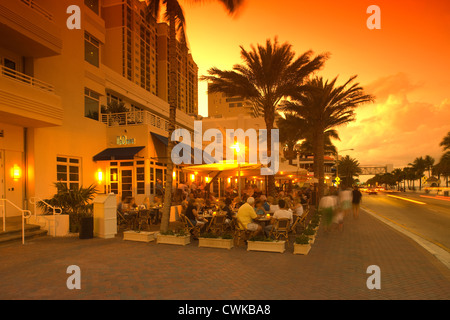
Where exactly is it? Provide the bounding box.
[335,148,354,187]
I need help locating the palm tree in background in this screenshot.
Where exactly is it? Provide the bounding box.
[440,131,450,151]
[409,157,426,190]
[336,155,362,188]
[202,38,327,195]
[280,76,374,200]
[146,0,245,232]
[423,155,435,178]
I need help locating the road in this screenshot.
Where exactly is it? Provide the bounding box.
[360,191,450,252]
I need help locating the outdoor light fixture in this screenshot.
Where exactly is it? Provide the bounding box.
[11,164,22,181]
[112,172,118,182]
[190,174,195,182]
[96,169,103,184]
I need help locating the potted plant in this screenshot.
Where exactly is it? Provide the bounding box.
[247,235,286,253]
[156,229,190,246]
[198,232,234,250]
[293,234,311,255]
[303,227,316,244]
[37,182,97,238]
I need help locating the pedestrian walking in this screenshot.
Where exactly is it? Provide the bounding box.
[318,191,338,232]
[352,186,362,219]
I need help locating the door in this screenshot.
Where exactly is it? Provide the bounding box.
[121,169,133,199]
[0,150,5,220]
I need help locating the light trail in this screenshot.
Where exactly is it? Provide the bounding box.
[387,195,426,205]
[420,195,450,202]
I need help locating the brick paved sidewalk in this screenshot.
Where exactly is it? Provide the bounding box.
[0,209,449,300]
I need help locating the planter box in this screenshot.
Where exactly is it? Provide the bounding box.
[156,234,190,246]
[308,235,316,244]
[123,231,156,243]
[27,214,70,237]
[293,243,311,255]
[247,240,285,253]
[198,237,234,250]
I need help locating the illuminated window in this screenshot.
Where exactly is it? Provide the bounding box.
[57,156,81,190]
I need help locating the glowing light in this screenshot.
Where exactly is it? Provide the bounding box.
[231,142,241,153]
[190,174,195,182]
[387,195,426,205]
[112,173,118,182]
[11,164,22,181]
[96,169,103,184]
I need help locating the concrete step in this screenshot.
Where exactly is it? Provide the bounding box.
[0,224,48,245]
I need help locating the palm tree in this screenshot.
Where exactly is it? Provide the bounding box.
[423,155,435,178]
[435,151,450,187]
[409,157,426,190]
[202,38,327,195]
[146,0,244,232]
[280,76,374,200]
[391,168,404,191]
[440,131,450,151]
[336,155,362,188]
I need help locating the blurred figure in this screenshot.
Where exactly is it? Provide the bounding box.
[318,192,338,232]
[339,188,353,217]
[352,186,363,219]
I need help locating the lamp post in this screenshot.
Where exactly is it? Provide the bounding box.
[335,148,354,187]
[231,143,242,198]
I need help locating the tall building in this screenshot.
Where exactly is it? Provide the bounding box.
[157,23,198,115]
[0,0,198,220]
[207,83,255,118]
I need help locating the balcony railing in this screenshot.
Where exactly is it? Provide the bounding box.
[1,65,55,93]
[101,111,170,132]
[20,0,53,21]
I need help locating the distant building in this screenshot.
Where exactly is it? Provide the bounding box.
[207,83,255,118]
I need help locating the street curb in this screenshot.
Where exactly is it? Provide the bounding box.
[361,206,450,270]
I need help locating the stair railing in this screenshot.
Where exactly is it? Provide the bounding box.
[29,197,62,237]
[0,199,32,244]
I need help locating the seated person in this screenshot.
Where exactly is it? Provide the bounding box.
[221,198,234,222]
[151,195,162,207]
[260,195,270,212]
[291,198,304,216]
[117,195,128,214]
[268,197,279,214]
[236,197,262,236]
[254,199,267,216]
[184,198,206,230]
[264,199,293,237]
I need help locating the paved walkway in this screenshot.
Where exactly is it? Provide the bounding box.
[0,209,449,300]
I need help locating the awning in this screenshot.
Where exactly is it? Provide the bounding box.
[93,146,145,161]
[151,132,168,146]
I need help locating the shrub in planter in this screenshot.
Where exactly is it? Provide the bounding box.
[293,234,311,255]
[198,232,234,249]
[247,236,286,253]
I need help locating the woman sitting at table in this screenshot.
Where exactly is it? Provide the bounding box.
[128,197,138,210]
[254,199,267,216]
[151,195,162,207]
[185,199,206,235]
[291,198,304,216]
[221,198,234,223]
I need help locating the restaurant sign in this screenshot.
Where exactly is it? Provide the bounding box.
[116,135,135,146]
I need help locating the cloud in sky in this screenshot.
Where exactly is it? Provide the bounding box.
[334,73,450,168]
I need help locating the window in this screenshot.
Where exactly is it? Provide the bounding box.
[57,157,81,190]
[85,32,100,67]
[85,88,100,120]
[84,0,99,14]
[136,166,145,195]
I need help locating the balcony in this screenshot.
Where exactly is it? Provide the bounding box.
[0,0,62,57]
[0,65,63,127]
[101,111,170,136]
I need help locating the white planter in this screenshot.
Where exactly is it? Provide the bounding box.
[293,243,311,255]
[123,231,156,243]
[198,237,234,250]
[156,234,190,246]
[247,240,285,253]
[27,215,70,237]
[308,235,316,244]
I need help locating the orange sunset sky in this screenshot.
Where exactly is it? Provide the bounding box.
[179,0,450,171]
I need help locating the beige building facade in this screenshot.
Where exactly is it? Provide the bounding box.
[0,0,197,217]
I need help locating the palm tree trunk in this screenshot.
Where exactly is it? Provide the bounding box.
[316,130,325,200]
[266,118,276,196]
[161,14,178,233]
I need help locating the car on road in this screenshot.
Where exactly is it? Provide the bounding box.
[367,189,378,195]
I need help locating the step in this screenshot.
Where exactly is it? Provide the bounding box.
[0,225,48,245]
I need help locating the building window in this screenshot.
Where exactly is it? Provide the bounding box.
[84,0,99,15]
[85,32,100,67]
[85,88,100,120]
[57,156,81,190]
[136,165,145,195]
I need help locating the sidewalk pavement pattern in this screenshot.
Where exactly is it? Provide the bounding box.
[0,209,449,300]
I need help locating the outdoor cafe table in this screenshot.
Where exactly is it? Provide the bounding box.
[254,216,271,231]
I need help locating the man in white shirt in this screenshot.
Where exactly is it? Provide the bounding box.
[264,199,293,237]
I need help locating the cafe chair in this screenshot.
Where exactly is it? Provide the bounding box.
[232,216,251,247]
[136,209,152,231]
[208,214,227,236]
[181,214,201,238]
[291,209,309,234]
[117,210,137,230]
[269,218,291,246]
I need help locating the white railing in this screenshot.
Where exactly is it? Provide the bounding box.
[0,199,32,245]
[20,0,53,21]
[1,65,55,93]
[101,111,170,132]
[29,197,62,237]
